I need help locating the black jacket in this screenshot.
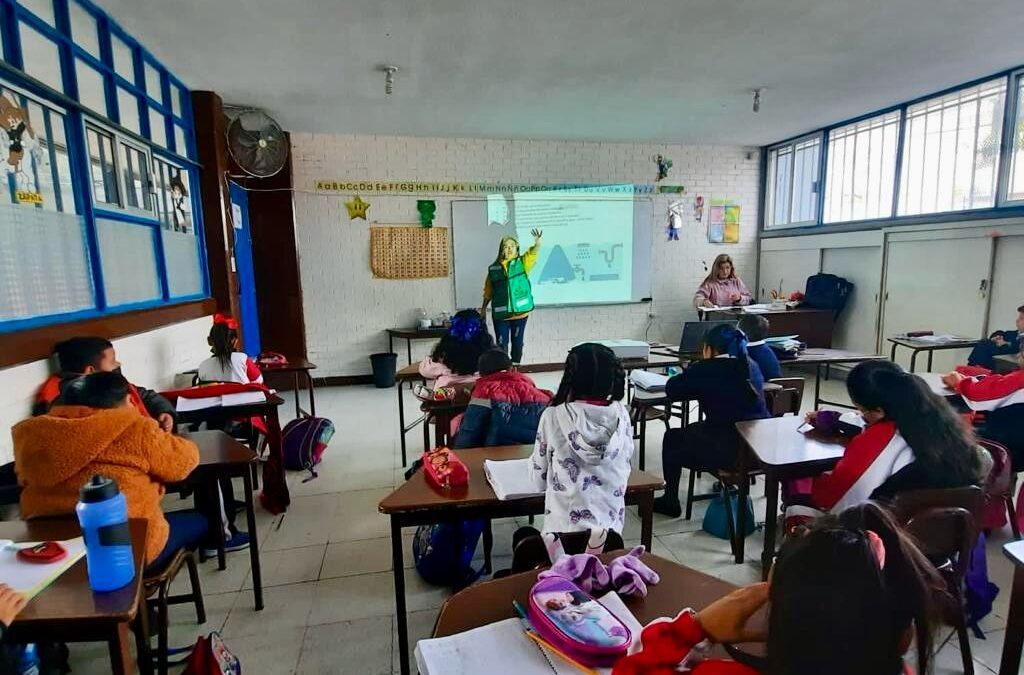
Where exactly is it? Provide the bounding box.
[665,357,768,426]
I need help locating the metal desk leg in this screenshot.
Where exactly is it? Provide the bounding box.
[482,520,494,574]
[392,518,411,675]
[761,472,780,580]
[638,491,654,550]
[306,370,316,417]
[243,468,264,611]
[910,349,919,373]
[407,339,413,366]
[388,333,394,356]
[927,349,934,372]
[398,381,407,466]
[999,564,1024,675]
[890,342,898,361]
[814,363,823,408]
[638,407,647,472]
[293,372,301,419]
[735,463,748,564]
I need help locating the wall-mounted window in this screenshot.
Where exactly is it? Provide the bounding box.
[119,141,153,212]
[18,20,62,90]
[68,1,100,58]
[74,58,106,116]
[1006,72,1024,203]
[765,135,821,229]
[898,78,1006,216]
[85,124,119,206]
[19,0,54,26]
[824,111,900,223]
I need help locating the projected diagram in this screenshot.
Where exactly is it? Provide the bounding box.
[538,242,623,284]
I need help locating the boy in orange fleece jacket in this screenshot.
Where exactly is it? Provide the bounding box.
[14,372,206,569]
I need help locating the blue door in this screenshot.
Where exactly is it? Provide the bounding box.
[229,183,261,356]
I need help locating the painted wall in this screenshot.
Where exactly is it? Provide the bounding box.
[290,134,761,376]
[0,317,213,464]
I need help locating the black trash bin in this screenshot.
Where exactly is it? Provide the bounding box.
[370,352,398,388]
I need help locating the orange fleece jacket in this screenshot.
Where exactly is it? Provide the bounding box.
[13,406,200,563]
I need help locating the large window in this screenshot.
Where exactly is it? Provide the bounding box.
[824,111,900,223]
[898,78,1006,216]
[0,0,206,331]
[1006,72,1024,203]
[765,135,821,229]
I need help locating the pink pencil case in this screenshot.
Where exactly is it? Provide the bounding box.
[527,576,631,667]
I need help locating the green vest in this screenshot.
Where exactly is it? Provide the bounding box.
[489,257,534,320]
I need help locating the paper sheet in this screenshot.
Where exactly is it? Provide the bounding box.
[0,537,86,600]
[484,458,540,501]
[175,391,267,412]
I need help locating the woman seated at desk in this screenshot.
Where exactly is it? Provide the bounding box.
[693,253,753,309]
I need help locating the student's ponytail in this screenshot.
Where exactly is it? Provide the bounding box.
[702,324,759,401]
[208,318,238,369]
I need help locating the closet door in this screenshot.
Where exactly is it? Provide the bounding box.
[988,235,1024,333]
[882,235,993,372]
[821,246,882,354]
[757,249,821,302]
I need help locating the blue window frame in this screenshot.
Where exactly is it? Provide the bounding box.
[762,66,1024,232]
[0,0,207,333]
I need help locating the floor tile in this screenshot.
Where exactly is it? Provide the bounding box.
[243,543,326,589]
[329,488,392,542]
[300,616,393,675]
[309,572,398,625]
[261,493,339,550]
[228,627,305,675]
[393,608,440,674]
[221,581,316,638]
[321,538,394,578]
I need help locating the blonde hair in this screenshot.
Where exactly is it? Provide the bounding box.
[493,236,520,265]
[703,253,736,284]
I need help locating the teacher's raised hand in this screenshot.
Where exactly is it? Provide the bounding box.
[530,228,543,244]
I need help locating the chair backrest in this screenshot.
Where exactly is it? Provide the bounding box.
[891,486,984,580]
[510,529,625,574]
[764,377,805,417]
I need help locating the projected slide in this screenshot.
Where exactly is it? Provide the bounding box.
[486,187,635,306]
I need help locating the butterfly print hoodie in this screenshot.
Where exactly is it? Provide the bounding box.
[529,400,634,535]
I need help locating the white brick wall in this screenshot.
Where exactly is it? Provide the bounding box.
[291,134,761,375]
[0,317,212,464]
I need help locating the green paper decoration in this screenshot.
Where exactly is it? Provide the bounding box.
[417,200,437,227]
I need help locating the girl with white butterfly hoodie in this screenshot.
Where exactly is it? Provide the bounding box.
[529,344,634,535]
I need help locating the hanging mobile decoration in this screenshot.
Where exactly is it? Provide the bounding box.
[655,154,673,182]
[666,200,686,241]
[417,200,437,227]
[345,194,370,220]
[693,195,704,223]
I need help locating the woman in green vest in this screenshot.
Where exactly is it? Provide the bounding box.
[479,229,542,364]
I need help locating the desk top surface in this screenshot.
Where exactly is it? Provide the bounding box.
[704,306,832,316]
[888,336,980,349]
[1,518,147,627]
[182,430,257,466]
[648,345,881,366]
[172,393,285,418]
[433,553,744,640]
[397,352,679,380]
[1004,540,1024,568]
[258,357,317,372]
[388,327,449,339]
[737,416,848,468]
[379,445,663,514]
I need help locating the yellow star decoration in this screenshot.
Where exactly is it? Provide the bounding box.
[345,194,370,220]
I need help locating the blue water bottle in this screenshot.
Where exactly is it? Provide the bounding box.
[76,474,135,592]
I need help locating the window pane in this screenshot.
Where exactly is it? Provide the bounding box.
[86,126,119,206]
[68,1,100,58]
[0,88,74,214]
[111,35,134,82]
[171,85,183,117]
[75,58,106,115]
[791,137,820,223]
[174,125,187,158]
[119,142,152,211]
[144,62,162,103]
[765,146,791,227]
[148,108,166,147]
[116,87,140,133]
[18,22,62,91]
[0,205,94,320]
[898,79,1006,215]
[1008,75,1024,202]
[824,111,900,222]
[96,218,160,305]
[162,229,201,297]
[18,0,55,26]
[154,160,192,233]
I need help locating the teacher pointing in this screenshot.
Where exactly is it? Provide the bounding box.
[480,229,542,365]
[693,253,753,308]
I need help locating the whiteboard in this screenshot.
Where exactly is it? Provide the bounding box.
[451,198,653,310]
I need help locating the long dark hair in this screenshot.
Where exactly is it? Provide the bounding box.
[209,322,238,369]
[847,360,980,487]
[551,343,625,406]
[767,502,943,675]
[430,309,495,375]
[701,323,760,402]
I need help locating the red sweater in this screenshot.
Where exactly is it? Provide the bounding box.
[956,369,1024,411]
[613,611,756,675]
[810,420,914,512]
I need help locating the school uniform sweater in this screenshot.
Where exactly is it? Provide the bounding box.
[810,420,915,512]
[529,400,634,535]
[956,369,1024,466]
[746,340,781,380]
[198,352,264,384]
[664,356,768,426]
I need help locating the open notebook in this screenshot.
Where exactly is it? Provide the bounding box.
[415,592,643,675]
[175,391,268,412]
[484,458,541,501]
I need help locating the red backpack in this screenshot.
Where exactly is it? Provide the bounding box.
[182,633,240,675]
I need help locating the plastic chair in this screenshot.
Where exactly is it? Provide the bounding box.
[977,438,1020,539]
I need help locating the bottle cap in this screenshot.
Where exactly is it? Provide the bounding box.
[79,474,119,503]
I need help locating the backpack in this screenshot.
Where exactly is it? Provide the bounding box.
[702,490,755,540]
[413,520,486,589]
[181,632,241,675]
[978,440,1012,530]
[281,416,335,481]
[803,273,854,313]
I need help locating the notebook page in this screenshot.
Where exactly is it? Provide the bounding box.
[483,458,540,501]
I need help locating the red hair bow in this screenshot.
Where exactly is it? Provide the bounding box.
[213,313,238,330]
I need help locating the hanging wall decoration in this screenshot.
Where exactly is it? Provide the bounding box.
[370,226,450,279]
[417,199,437,227]
[707,199,740,244]
[655,154,673,182]
[666,199,686,241]
[345,194,370,220]
[1,93,44,203]
[693,195,704,223]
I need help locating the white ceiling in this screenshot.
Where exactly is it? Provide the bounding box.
[95,0,1024,145]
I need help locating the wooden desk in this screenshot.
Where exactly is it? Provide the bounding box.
[379,445,665,675]
[888,336,980,373]
[2,519,147,675]
[259,357,317,419]
[433,553,738,638]
[705,307,835,348]
[1000,540,1024,675]
[179,431,264,611]
[736,416,848,576]
[387,327,448,366]
[172,393,290,515]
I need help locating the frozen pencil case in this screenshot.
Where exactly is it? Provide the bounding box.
[527,576,631,667]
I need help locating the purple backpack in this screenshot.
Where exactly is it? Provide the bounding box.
[282,417,335,481]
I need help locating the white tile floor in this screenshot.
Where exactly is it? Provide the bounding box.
[64,371,1016,674]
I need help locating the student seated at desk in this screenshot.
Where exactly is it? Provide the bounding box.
[452,349,552,448]
[523,343,634,537]
[33,336,176,431]
[197,314,264,384]
[797,361,984,516]
[613,502,943,675]
[13,372,207,570]
[738,314,781,380]
[418,309,495,389]
[693,254,752,309]
[654,325,768,518]
[945,345,1024,470]
[967,304,1022,369]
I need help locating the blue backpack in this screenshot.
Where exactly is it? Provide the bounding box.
[702,491,756,540]
[413,520,486,589]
